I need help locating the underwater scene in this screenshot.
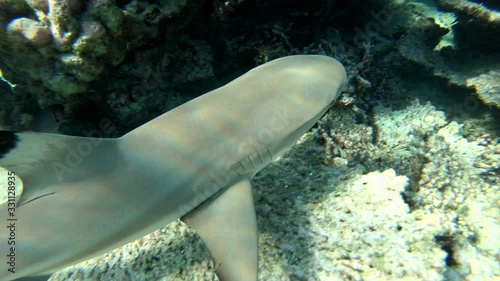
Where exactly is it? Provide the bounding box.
[0,0,499,280]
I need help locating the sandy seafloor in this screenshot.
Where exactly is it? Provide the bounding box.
[0,0,498,280]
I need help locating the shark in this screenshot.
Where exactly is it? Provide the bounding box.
[0,55,347,281]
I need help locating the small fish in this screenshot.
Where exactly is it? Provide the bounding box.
[0,55,347,281]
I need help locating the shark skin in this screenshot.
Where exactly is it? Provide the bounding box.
[0,55,347,281]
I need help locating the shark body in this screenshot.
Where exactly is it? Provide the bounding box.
[0,55,347,281]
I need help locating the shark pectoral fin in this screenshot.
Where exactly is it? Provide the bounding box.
[181,179,258,281]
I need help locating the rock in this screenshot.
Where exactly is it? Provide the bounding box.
[26,0,49,13]
[466,69,500,108]
[7,17,51,46]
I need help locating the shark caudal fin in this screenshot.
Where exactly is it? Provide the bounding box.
[0,130,117,207]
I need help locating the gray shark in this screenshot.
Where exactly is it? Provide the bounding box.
[0,55,347,281]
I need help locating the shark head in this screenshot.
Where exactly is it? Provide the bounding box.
[235,55,348,161]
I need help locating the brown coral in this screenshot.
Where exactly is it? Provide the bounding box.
[26,0,49,13]
[6,17,51,46]
[81,19,106,40]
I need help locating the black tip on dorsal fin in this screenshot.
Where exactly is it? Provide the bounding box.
[0,131,18,159]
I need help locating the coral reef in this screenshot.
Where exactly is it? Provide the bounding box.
[413,121,500,279]
[0,0,201,116]
[319,101,448,187]
[466,70,500,108]
[101,39,215,130]
[319,98,499,280]
[304,169,447,280]
[6,17,51,46]
[0,0,498,280]
[395,0,500,108]
[437,0,500,28]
